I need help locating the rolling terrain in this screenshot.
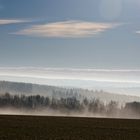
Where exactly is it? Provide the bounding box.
[0,81,140,103]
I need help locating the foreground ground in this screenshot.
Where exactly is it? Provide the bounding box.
[0,115,140,140]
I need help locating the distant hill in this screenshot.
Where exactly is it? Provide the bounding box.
[0,81,140,103]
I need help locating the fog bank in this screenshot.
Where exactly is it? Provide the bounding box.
[0,67,140,96]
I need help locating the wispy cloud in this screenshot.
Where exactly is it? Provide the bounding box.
[0,19,29,25]
[14,20,120,38]
[0,67,139,84]
[136,31,140,34]
[0,67,140,96]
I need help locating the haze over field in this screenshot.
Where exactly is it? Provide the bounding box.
[0,81,140,118]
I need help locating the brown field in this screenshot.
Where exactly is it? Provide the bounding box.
[0,115,140,140]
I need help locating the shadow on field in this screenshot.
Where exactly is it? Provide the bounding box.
[0,115,140,140]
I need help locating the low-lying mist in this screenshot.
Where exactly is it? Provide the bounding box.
[0,93,140,119]
[0,108,139,119]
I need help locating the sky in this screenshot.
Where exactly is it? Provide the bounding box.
[0,0,140,68]
[0,0,140,95]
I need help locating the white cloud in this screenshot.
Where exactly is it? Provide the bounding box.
[0,67,139,84]
[0,19,29,25]
[0,67,140,96]
[136,31,140,34]
[14,20,120,38]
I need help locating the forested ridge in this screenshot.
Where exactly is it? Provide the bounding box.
[0,81,140,103]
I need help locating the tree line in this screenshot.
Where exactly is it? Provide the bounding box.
[0,92,140,118]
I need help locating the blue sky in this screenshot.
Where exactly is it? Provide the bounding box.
[0,0,140,69]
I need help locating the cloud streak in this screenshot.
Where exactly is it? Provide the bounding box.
[0,19,29,25]
[136,31,140,34]
[0,67,140,84]
[0,67,140,96]
[14,20,120,38]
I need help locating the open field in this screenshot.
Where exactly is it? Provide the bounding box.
[0,115,140,140]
